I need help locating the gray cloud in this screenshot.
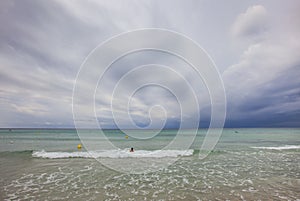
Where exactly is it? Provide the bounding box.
[224,3,300,127]
[0,0,299,128]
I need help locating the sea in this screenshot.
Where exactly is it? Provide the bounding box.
[0,128,299,201]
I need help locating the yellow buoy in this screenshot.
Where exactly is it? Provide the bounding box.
[125,135,129,139]
[77,144,82,149]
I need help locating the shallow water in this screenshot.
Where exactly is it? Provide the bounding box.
[0,128,299,200]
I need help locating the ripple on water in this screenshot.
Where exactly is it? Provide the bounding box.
[3,150,300,200]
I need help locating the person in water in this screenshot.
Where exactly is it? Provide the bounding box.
[130,147,134,152]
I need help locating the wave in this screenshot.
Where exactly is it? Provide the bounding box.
[32,149,194,159]
[251,145,300,150]
[0,150,34,156]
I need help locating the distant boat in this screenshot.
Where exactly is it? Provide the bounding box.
[234,131,239,133]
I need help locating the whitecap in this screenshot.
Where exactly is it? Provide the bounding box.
[251,145,300,150]
[32,149,194,159]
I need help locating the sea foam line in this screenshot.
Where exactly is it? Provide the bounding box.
[251,145,300,150]
[32,149,194,159]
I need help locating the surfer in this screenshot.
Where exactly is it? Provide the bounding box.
[130,147,134,152]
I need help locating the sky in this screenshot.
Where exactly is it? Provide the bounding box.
[0,0,299,128]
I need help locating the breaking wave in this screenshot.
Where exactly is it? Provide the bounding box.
[251,145,300,150]
[32,149,194,159]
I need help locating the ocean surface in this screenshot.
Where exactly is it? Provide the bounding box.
[0,128,299,200]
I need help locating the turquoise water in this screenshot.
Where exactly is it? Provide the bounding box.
[0,128,299,200]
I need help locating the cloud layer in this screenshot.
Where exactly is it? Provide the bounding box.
[0,0,299,128]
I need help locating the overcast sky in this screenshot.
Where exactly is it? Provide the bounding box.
[0,0,299,128]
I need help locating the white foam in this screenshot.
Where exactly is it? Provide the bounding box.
[251,145,300,150]
[32,149,194,159]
